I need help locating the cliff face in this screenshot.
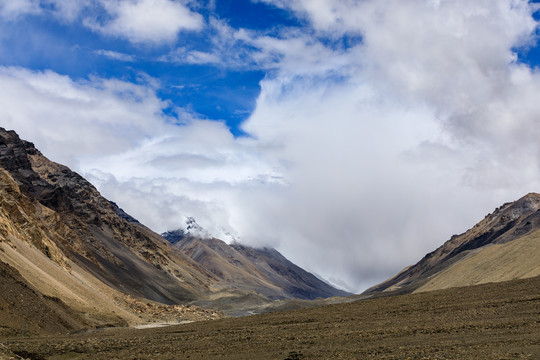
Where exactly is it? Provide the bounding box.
[365,193,540,294]
[0,165,71,270]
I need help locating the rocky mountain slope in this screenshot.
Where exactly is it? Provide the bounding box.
[0,259,90,337]
[163,226,350,301]
[0,128,216,301]
[365,193,540,295]
[0,127,347,334]
[0,128,228,333]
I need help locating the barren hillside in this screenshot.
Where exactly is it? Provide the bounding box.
[365,193,540,295]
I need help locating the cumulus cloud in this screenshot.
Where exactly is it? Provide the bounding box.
[0,0,204,44]
[0,65,280,240]
[231,0,540,290]
[0,66,173,167]
[235,0,540,290]
[87,0,204,44]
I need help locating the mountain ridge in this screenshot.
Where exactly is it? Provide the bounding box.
[162,224,350,301]
[365,192,540,295]
[0,127,217,304]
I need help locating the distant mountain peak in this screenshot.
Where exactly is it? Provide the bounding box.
[162,217,210,244]
[185,217,208,235]
[162,226,350,301]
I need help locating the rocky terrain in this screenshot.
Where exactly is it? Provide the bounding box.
[0,127,347,335]
[0,128,225,334]
[0,128,214,302]
[0,275,537,359]
[0,260,89,337]
[365,193,540,295]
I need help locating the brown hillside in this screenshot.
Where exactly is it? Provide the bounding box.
[415,228,540,292]
[365,193,540,294]
[0,259,90,337]
[165,233,350,303]
[0,128,215,304]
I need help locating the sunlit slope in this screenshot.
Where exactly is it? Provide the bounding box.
[365,193,540,295]
[416,228,540,292]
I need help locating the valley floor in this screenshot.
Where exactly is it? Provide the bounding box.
[1,276,539,360]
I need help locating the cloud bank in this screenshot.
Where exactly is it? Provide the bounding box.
[1,0,540,292]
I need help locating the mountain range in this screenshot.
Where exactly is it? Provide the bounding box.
[1,127,538,337]
[163,223,349,301]
[0,128,347,335]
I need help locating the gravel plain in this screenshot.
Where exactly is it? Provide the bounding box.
[1,276,539,360]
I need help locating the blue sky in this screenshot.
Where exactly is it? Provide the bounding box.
[0,0,298,135]
[2,0,540,292]
[0,0,372,137]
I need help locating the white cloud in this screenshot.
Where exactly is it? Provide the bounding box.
[0,0,203,44]
[160,18,256,67]
[161,17,360,80]
[0,65,280,242]
[44,0,92,22]
[0,0,40,19]
[232,0,540,291]
[162,47,222,65]
[88,0,204,44]
[94,49,136,62]
[0,0,92,22]
[0,66,173,167]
